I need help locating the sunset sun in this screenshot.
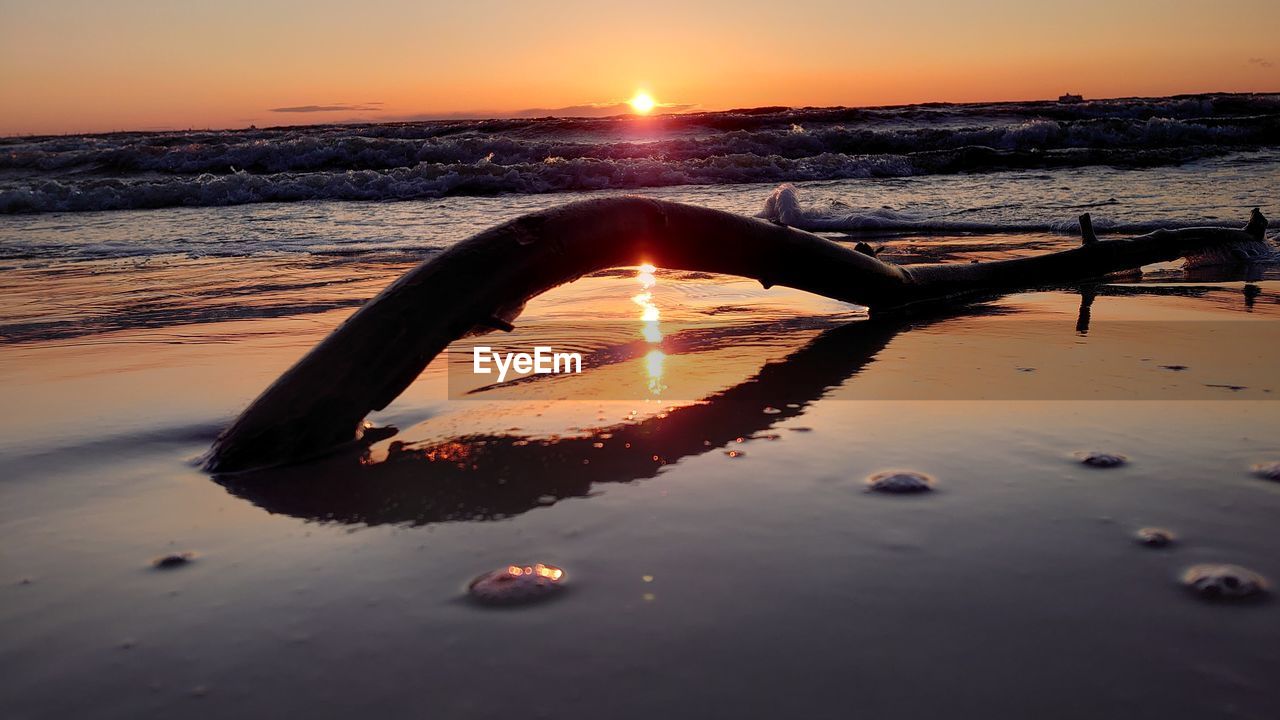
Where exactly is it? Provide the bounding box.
[628,91,656,114]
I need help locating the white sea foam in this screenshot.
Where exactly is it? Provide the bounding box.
[755,183,1280,239]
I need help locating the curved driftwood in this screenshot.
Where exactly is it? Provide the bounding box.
[204,198,1269,472]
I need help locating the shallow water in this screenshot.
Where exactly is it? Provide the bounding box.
[3,159,1280,717]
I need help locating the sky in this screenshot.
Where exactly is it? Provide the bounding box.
[1,0,1278,135]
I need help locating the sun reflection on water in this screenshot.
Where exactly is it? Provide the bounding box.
[635,263,666,395]
[641,321,662,343]
[645,350,667,395]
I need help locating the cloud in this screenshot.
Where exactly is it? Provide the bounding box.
[269,102,385,113]
[1247,57,1274,69]
[261,99,698,125]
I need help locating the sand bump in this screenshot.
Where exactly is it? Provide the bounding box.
[1076,452,1127,468]
[1134,527,1175,547]
[1250,461,1280,481]
[151,552,196,569]
[866,471,934,494]
[1181,564,1269,601]
[468,563,566,606]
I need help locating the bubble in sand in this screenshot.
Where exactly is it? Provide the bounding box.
[762,406,782,415]
[1077,452,1126,468]
[1251,461,1280,481]
[1180,564,1269,601]
[1134,527,1175,547]
[468,563,566,606]
[866,471,934,494]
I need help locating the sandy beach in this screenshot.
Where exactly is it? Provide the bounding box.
[4,203,1280,715]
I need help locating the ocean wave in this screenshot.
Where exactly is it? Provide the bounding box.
[755,183,1278,237]
[2,115,1275,177]
[0,145,1243,214]
[1,93,1277,214]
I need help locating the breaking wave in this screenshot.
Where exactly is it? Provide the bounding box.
[2,93,1278,214]
[756,183,1280,240]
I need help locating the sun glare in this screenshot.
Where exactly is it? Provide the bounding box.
[629,92,656,114]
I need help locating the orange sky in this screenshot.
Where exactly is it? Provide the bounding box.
[2,0,1278,135]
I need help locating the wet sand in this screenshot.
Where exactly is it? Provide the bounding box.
[3,249,1280,718]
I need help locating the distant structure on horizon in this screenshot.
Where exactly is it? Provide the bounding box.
[1058,93,1085,104]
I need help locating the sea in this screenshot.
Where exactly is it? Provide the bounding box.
[2,93,1279,344]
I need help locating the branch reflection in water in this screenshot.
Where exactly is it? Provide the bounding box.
[215,303,1010,526]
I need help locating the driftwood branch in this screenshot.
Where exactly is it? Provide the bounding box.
[204,199,1269,472]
